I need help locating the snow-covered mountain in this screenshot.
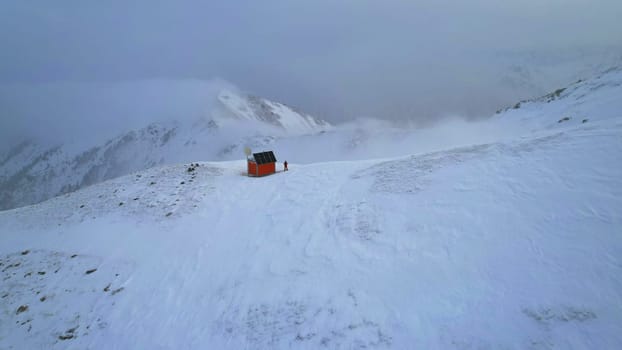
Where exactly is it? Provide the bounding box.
[0,89,330,211]
[1,67,621,348]
[217,90,329,134]
[5,64,621,213]
[496,66,622,122]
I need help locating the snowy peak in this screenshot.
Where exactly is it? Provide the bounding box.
[217,90,330,134]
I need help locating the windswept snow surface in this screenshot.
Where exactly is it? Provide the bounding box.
[1,69,622,348]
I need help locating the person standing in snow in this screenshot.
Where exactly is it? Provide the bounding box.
[284,161,288,171]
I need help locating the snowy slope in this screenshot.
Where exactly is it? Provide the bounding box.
[1,68,621,348]
[495,48,622,99]
[497,66,622,124]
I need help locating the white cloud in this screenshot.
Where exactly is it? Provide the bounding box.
[0,0,621,148]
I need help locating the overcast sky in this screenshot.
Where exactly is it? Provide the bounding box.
[1,0,622,146]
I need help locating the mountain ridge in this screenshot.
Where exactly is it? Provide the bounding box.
[0,90,330,211]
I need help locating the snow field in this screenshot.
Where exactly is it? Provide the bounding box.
[1,116,621,348]
[1,67,622,348]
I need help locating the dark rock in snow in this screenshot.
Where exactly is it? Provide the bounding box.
[16,305,28,314]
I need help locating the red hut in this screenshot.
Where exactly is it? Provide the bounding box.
[247,151,277,177]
